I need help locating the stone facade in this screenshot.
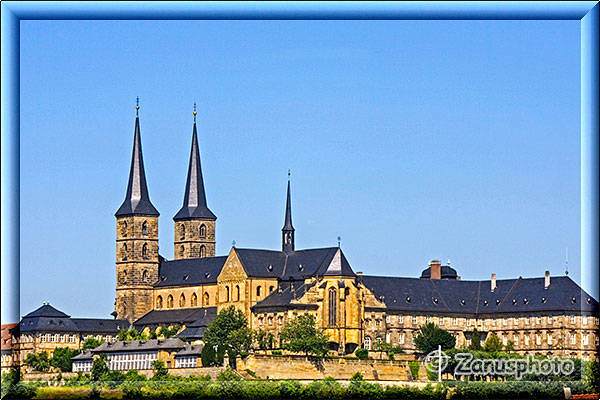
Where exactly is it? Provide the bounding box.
[173,220,215,259]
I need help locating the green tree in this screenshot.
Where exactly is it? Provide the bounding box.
[254,329,274,350]
[201,344,218,367]
[504,340,515,353]
[228,327,254,357]
[81,336,104,350]
[117,327,148,341]
[50,347,80,372]
[24,351,51,372]
[413,323,456,355]
[280,314,329,357]
[91,354,109,381]
[467,329,483,351]
[157,325,180,338]
[151,360,169,380]
[203,305,248,364]
[483,332,503,353]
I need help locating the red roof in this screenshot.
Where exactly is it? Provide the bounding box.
[1,323,18,351]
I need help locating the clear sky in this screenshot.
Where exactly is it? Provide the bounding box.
[18,19,584,319]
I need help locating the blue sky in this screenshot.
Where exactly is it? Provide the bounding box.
[17,19,584,319]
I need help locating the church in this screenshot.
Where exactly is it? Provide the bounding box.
[112,104,599,360]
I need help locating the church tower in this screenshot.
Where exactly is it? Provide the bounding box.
[173,106,217,259]
[114,101,160,323]
[282,174,295,253]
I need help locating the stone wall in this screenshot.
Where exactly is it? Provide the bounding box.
[23,367,224,382]
[237,354,427,381]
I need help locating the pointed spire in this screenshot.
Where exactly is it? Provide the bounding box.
[174,106,216,221]
[115,100,159,217]
[282,172,295,252]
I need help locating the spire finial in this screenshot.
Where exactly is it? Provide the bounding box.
[193,102,197,123]
[288,169,291,180]
[136,96,139,116]
[232,240,236,247]
[565,247,569,275]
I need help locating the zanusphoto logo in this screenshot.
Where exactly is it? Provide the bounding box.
[425,350,575,380]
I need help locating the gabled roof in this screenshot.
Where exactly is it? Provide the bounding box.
[173,120,216,221]
[71,319,128,334]
[23,304,70,318]
[361,275,599,315]
[154,257,226,287]
[72,350,94,361]
[92,338,186,353]
[252,281,318,311]
[175,343,203,356]
[235,247,354,279]
[133,307,217,330]
[115,115,159,217]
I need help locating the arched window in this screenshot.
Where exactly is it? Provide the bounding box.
[180,224,186,240]
[179,294,186,308]
[142,270,148,283]
[179,245,185,258]
[200,245,206,258]
[199,224,206,238]
[167,295,174,309]
[364,336,371,350]
[191,293,198,307]
[235,285,240,301]
[122,269,128,284]
[203,292,210,306]
[122,244,128,261]
[142,221,148,236]
[142,243,149,259]
[225,286,230,302]
[156,296,163,309]
[329,287,337,326]
[122,221,128,237]
[257,286,262,297]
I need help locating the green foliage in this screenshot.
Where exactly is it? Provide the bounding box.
[117,327,148,341]
[583,360,600,392]
[384,383,446,399]
[271,350,283,356]
[409,360,420,380]
[81,336,104,350]
[216,367,242,381]
[355,348,369,360]
[201,343,218,367]
[254,329,275,350]
[303,377,345,399]
[123,369,147,381]
[467,328,482,351]
[350,372,364,381]
[373,341,404,360]
[50,347,80,372]
[24,351,51,372]
[413,322,456,355]
[279,314,329,357]
[426,362,439,381]
[482,332,503,353]
[452,380,588,399]
[91,354,109,381]
[504,339,515,353]
[151,360,169,380]
[203,305,248,364]
[227,327,254,358]
[157,325,180,338]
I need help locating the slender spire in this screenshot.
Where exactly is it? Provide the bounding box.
[115,100,159,217]
[282,172,295,252]
[174,106,216,221]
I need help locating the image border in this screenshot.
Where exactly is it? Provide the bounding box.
[1,0,598,370]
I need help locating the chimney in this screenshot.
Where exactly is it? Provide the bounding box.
[356,271,363,284]
[430,260,441,279]
[491,273,496,292]
[544,270,550,289]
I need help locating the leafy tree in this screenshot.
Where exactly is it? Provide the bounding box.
[201,343,218,367]
[216,367,242,381]
[81,336,104,350]
[467,328,483,351]
[157,325,180,338]
[413,323,456,355]
[203,305,248,364]
[117,327,148,341]
[583,361,600,392]
[373,341,404,359]
[228,327,254,356]
[91,354,109,381]
[504,340,515,353]
[280,314,329,357]
[51,347,80,372]
[355,348,369,360]
[483,332,503,353]
[151,360,169,380]
[254,329,274,350]
[24,351,51,372]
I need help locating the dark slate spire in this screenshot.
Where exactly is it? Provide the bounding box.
[115,104,159,217]
[174,108,216,221]
[282,173,295,253]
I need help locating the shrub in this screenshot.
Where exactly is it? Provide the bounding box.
[271,350,283,356]
[350,372,364,381]
[216,367,242,381]
[583,361,600,392]
[278,380,303,398]
[409,360,420,380]
[355,348,369,360]
[151,360,169,380]
[452,381,588,399]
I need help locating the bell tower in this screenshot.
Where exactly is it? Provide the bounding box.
[114,100,160,323]
[282,173,295,253]
[173,105,217,259]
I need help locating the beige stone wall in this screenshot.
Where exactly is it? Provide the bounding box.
[116,215,159,322]
[237,354,419,381]
[153,284,218,310]
[174,220,215,259]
